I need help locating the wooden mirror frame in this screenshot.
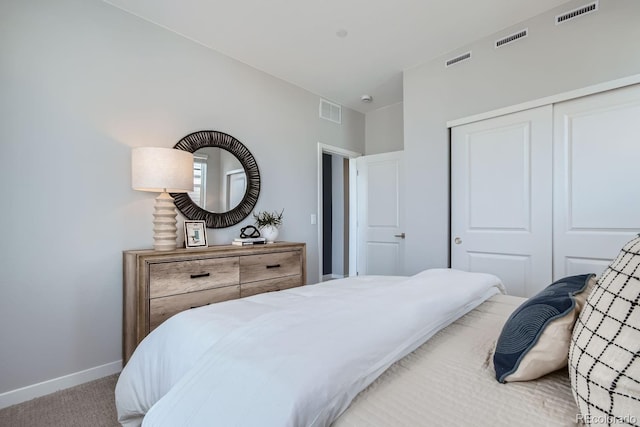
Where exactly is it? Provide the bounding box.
[171,130,260,228]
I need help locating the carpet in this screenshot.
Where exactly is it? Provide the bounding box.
[0,374,119,427]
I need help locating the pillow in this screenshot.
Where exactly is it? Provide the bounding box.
[569,235,640,424]
[493,274,595,383]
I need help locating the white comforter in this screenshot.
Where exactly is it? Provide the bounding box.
[116,268,504,427]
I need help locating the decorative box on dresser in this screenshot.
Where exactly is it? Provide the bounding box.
[122,242,306,363]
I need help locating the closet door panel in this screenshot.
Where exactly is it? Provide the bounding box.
[451,105,552,297]
[467,127,530,229]
[565,257,613,278]
[553,84,640,280]
[467,253,529,297]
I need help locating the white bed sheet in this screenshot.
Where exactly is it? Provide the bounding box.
[116,269,504,427]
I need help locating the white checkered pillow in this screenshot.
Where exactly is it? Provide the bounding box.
[569,235,640,425]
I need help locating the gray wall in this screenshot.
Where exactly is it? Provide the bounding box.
[403,0,640,274]
[199,146,222,212]
[0,0,364,394]
[365,102,404,155]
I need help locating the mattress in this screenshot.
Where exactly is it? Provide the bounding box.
[334,294,579,427]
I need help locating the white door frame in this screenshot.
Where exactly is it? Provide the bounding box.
[317,143,361,284]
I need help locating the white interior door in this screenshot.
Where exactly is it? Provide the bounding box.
[553,84,640,279]
[451,106,552,297]
[356,151,405,276]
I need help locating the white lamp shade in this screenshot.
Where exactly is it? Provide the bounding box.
[132,147,194,193]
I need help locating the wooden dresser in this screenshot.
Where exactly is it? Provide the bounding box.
[122,242,306,363]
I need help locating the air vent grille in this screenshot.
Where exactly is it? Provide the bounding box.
[495,29,528,48]
[556,1,598,24]
[319,99,341,124]
[445,51,471,68]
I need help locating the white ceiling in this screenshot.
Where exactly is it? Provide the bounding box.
[104,0,572,113]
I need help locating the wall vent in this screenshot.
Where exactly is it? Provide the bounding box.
[319,99,342,124]
[445,51,471,68]
[495,29,528,48]
[556,1,598,24]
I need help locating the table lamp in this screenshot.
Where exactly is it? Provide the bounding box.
[132,147,194,251]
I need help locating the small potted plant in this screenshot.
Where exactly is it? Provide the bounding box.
[253,209,283,243]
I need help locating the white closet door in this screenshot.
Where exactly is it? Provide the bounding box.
[451,106,552,297]
[553,84,640,279]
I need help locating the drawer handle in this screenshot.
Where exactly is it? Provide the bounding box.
[266,264,281,269]
[190,302,212,309]
[190,272,211,279]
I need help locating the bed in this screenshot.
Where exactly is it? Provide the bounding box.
[335,293,578,426]
[115,268,579,426]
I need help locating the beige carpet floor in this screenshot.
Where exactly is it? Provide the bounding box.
[0,374,119,427]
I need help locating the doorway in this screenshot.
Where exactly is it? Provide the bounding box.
[317,143,361,283]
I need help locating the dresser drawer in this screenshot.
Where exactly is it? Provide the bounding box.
[149,257,239,298]
[240,275,303,298]
[240,251,301,283]
[123,242,306,364]
[149,285,240,330]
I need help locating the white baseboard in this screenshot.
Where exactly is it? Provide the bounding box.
[0,360,122,410]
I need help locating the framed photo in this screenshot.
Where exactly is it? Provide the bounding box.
[184,220,208,249]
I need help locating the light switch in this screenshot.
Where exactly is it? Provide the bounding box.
[310,214,317,225]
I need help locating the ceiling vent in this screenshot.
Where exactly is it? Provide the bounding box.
[495,28,528,48]
[445,51,472,68]
[556,1,598,25]
[319,99,341,124]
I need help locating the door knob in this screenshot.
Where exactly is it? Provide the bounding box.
[454,237,462,245]
[394,233,406,239]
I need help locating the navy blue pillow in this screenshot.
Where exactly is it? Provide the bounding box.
[493,274,594,383]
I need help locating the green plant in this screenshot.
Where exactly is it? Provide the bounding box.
[253,209,284,228]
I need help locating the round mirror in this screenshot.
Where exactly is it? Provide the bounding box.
[170,131,260,228]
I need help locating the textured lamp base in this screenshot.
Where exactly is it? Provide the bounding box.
[153,192,179,251]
